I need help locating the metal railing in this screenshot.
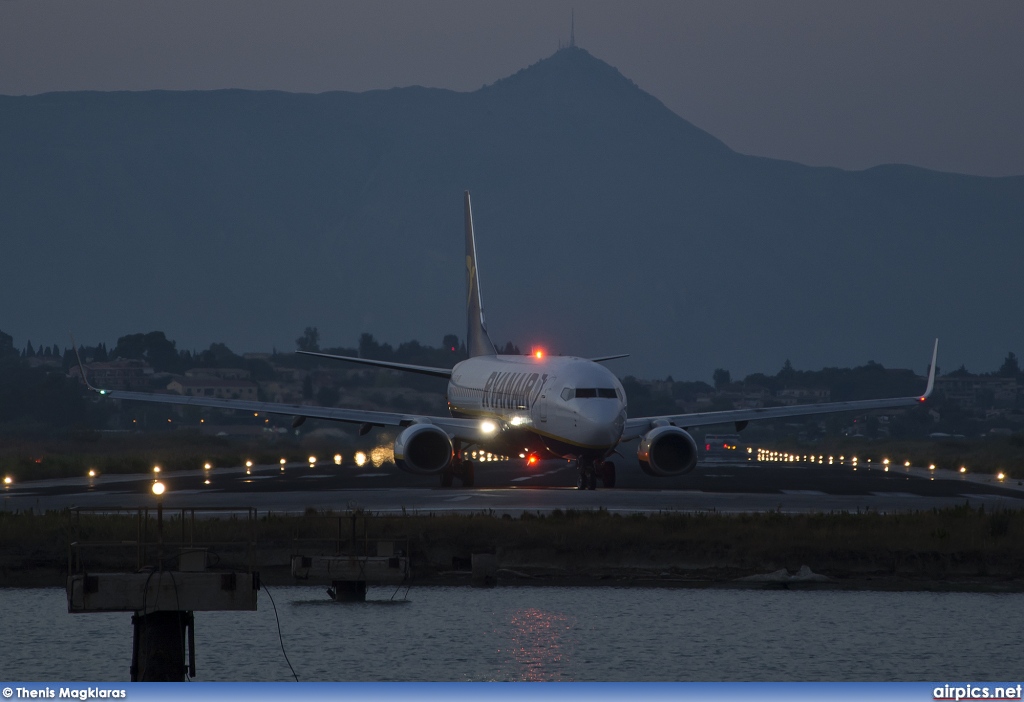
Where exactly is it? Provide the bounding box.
[67,506,258,575]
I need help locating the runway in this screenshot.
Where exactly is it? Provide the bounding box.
[4,457,1023,515]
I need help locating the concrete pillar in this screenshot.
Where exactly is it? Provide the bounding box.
[131,611,191,681]
[329,580,367,602]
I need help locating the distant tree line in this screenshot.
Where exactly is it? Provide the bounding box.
[0,325,1019,439]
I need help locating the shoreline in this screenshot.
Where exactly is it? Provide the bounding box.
[4,507,1022,592]
[7,567,1024,593]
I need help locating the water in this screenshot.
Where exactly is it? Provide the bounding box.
[3,586,1022,681]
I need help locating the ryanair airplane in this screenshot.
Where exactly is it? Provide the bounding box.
[82,192,937,490]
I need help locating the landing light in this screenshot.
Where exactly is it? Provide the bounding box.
[204,463,212,470]
[88,469,96,478]
[904,461,911,467]
[245,460,253,468]
[997,472,1005,481]
[3,476,12,486]
[960,466,967,473]
[481,420,497,434]
[151,481,165,496]
[280,458,286,465]
[308,456,317,465]
[153,465,161,474]
[354,452,368,467]
[204,479,211,485]
[334,454,343,465]
[929,464,936,471]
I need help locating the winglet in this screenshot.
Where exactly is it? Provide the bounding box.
[70,333,107,395]
[920,339,939,401]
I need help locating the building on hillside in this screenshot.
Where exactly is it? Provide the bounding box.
[777,387,831,405]
[185,367,252,380]
[261,380,303,404]
[936,375,1018,410]
[69,359,153,390]
[167,377,258,400]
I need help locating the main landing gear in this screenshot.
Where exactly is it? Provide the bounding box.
[576,459,616,490]
[441,457,475,488]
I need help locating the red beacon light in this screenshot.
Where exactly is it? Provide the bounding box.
[533,348,545,360]
[526,454,539,467]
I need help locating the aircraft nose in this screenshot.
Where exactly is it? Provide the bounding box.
[578,400,626,446]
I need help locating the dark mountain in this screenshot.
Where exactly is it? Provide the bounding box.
[1,47,1021,379]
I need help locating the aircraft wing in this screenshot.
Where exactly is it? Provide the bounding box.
[87,389,492,443]
[621,339,938,442]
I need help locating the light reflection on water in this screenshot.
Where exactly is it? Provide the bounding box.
[4,586,1023,681]
[499,608,574,681]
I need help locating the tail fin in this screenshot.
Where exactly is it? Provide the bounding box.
[464,191,497,357]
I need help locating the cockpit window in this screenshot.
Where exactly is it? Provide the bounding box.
[566,387,618,399]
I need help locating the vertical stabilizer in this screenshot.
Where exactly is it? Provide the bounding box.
[464,191,497,357]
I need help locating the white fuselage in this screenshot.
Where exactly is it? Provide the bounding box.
[446,355,627,459]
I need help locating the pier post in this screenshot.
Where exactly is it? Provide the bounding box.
[130,610,192,681]
[329,580,367,602]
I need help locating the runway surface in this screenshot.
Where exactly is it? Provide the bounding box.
[4,457,1023,515]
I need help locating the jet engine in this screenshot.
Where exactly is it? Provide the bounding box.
[637,424,699,476]
[394,422,454,475]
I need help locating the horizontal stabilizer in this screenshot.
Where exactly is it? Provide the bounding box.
[296,351,453,379]
[589,354,629,363]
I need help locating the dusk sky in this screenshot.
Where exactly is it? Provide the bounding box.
[2,0,1022,177]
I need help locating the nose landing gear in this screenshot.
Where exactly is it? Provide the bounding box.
[576,459,617,490]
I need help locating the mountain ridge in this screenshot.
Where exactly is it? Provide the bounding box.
[0,48,1021,379]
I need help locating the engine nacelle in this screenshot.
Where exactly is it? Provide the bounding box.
[394,422,453,475]
[637,425,699,477]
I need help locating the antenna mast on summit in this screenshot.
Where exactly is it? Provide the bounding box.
[570,9,575,47]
